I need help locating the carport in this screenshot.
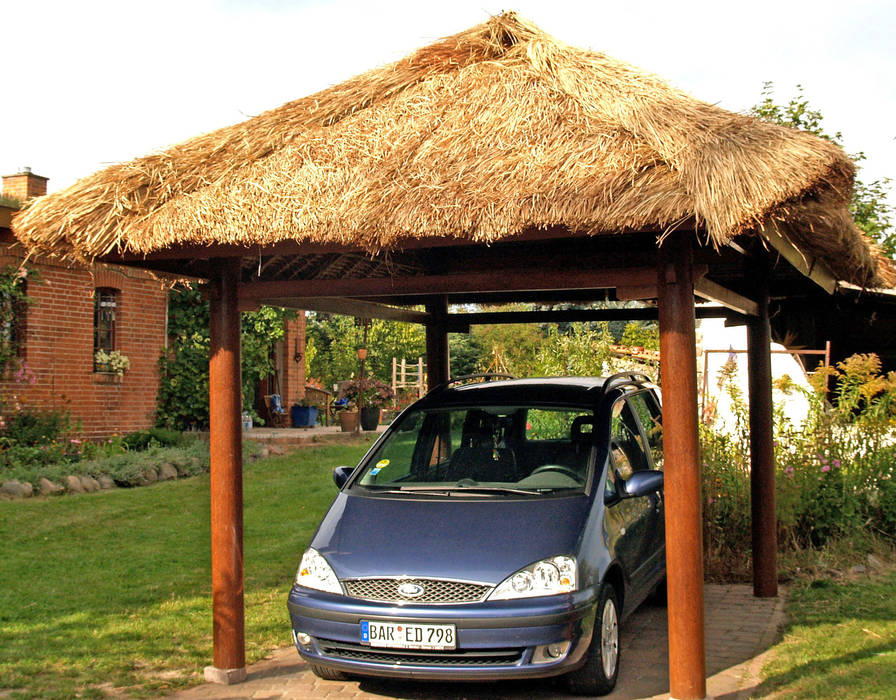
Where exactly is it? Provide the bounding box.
[14,13,894,700]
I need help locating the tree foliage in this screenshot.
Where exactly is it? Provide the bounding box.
[156,285,295,429]
[305,313,426,390]
[751,82,894,258]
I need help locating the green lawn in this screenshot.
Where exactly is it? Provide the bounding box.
[759,570,896,698]
[0,442,370,699]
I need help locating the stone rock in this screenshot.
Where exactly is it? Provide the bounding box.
[867,554,884,571]
[158,463,178,481]
[259,447,271,458]
[97,475,115,490]
[39,478,65,496]
[191,456,201,467]
[79,475,99,493]
[850,564,867,575]
[64,475,85,493]
[143,466,158,484]
[269,444,285,456]
[1,480,33,498]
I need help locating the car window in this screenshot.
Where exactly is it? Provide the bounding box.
[610,399,649,478]
[354,405,595,495]
[628,391,663,470]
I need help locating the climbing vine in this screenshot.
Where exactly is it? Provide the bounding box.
[0,265,31,375]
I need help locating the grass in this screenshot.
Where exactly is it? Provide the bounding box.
[0,441,371,699]
[758,567,896,698]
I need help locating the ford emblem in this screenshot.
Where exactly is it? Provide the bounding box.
[397,582,425,599]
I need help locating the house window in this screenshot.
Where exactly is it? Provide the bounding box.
[94,288,119,369]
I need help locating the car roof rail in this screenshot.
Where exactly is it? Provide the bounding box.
[602,371,653,393]
[425,373,516,396]
[446,373,516,388]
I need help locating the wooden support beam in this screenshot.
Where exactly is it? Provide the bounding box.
[444,305,739,331]
[425,296,449,390]
[239,267,660,301]
[747,257,778,598]
[252,296,430,323]
[694,277,760,316]
[658,233,707,700]
[205,258,247,685]
[759,220,838,294]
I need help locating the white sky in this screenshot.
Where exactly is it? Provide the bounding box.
[2,0,894,209]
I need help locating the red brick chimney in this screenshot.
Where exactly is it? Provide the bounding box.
[2,167,48,202]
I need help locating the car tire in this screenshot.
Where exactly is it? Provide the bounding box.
[565,584,621,696]
[309,663,349,681]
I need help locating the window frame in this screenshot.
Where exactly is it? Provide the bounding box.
[93,287,120,372]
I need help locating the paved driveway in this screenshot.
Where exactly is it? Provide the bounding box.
[173,584,784,699]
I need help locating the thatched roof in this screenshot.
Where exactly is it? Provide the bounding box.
[12,12,895,288]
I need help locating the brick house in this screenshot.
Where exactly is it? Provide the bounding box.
[1,169,309,438]
[1,169,169,439]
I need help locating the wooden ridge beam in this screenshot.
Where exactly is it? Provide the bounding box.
[240,266,660,301]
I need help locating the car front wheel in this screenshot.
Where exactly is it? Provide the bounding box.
[565,583,620,696]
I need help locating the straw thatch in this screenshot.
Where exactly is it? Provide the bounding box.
[12,12,895,288]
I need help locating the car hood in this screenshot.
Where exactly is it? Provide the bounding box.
[311,492,591,584]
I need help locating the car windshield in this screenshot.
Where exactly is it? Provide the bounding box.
[352,405,597,496]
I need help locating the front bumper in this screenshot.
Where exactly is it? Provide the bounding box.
[287,584,597,681]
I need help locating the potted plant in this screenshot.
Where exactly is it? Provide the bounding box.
[290,399,319,428]
[336,400,359,432]
[94,349,130,379]
[343,377,395,431]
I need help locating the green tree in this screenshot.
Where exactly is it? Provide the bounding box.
[751,82,894,258]
[156,285,295,429]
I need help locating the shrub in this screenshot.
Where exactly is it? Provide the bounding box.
[1,407,73,447]
[702,353,896,576]
[121,427,184,451]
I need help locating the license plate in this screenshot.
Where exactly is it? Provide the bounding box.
[360,620,456,650]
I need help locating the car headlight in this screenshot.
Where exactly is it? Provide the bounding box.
[295,548,343,594]
[488,556,577,600]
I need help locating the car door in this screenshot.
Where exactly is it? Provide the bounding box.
[604,397,656,600]
[626,391,665,588]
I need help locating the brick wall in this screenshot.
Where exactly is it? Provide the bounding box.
[1,248,168,439]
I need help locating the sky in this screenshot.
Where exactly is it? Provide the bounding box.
[2,0,894,209]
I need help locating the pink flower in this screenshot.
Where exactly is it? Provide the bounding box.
[832,459,841,468]
[821,465,831,473]
[785,466,795,477]
[70,439,82,445]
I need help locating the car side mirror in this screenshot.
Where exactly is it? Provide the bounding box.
[333,466,354,489]
[622,470,664,498]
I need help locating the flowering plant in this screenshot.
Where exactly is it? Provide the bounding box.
[341,377,395,409]
[94,349,131,377]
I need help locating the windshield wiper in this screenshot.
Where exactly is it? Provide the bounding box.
[443,486,543,496]
[361,484,547,497]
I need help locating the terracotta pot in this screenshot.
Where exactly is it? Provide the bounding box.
[338,411,359,432]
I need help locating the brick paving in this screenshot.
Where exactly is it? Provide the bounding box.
[171,584,785,700]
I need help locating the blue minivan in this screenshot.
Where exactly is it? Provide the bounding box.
[287,373,665,695]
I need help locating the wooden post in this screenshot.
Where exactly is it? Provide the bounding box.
[205,258,247,684]
[747,256,778,598]
[657,233,707,700]
[425,296,449,390]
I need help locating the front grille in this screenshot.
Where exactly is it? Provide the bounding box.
[342,578,491,604]
[318,639,523,667]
